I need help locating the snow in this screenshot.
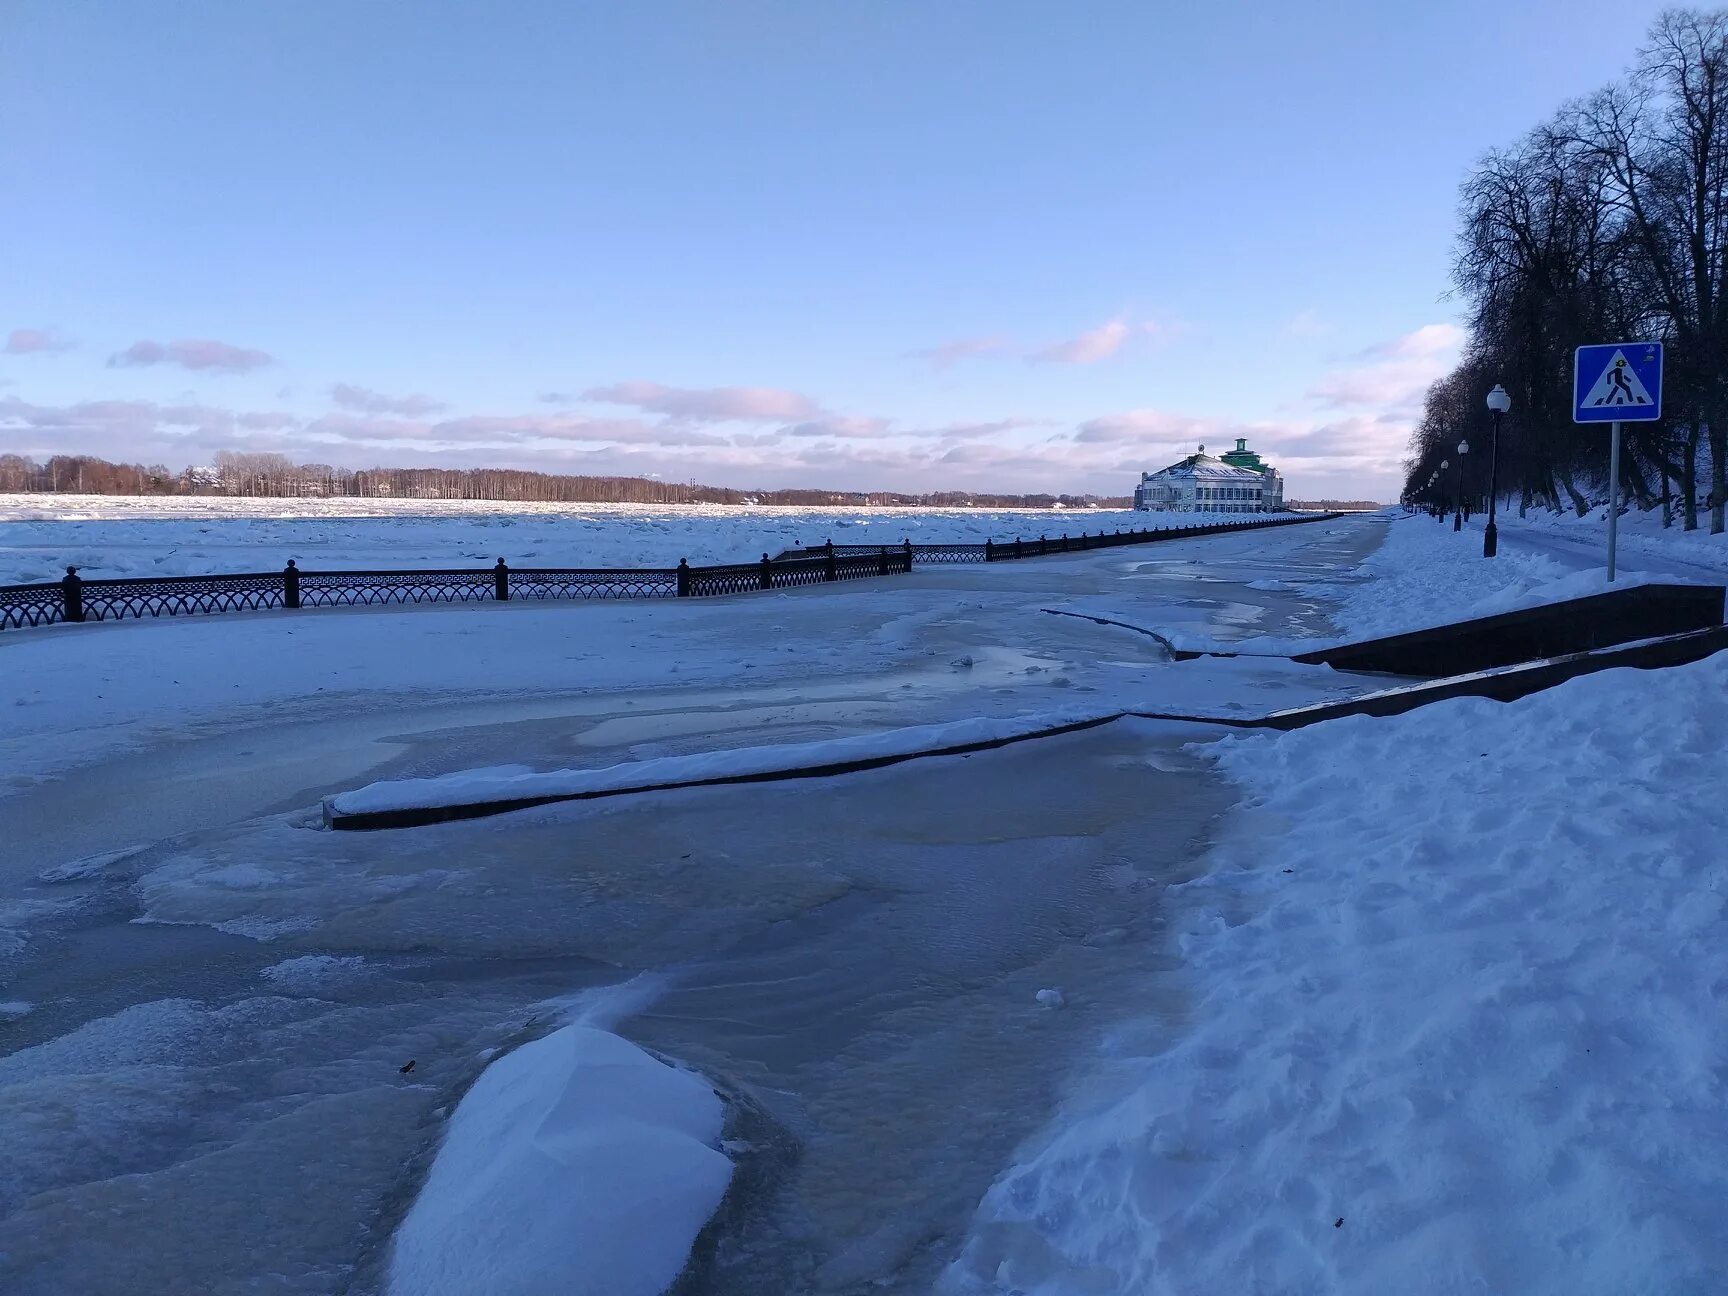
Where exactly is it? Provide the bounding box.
[0,494,1150,585]
[387,1024,732,1296]
[1170,509,1708,659]
[326,707,1120,817]
[1503,502,1728,576]
[258,955,370,990]
[945,655,1728,1295]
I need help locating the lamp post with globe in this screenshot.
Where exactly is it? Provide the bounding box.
[1484,385,1509,557]
[1453,441,1469,532]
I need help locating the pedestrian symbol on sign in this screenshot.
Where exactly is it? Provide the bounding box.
[1579,350,1654,409]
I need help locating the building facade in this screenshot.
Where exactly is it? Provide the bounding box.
[1132,439,1285,513]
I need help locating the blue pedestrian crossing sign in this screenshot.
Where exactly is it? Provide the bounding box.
[1574,342,1662,422]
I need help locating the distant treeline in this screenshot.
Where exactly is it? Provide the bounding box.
[0,451,1130,510]
[1288,499,1382,511]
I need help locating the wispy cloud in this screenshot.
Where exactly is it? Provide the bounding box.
[781,415,894,440]
[329,382,448,418]
[906,335,1010,370]
[1285,309,1329,339]
[1309,322,1464,411]
[109,338,274,374]
[582,380,822,422]
[1031,317,1132,365]
[4,327,74,355]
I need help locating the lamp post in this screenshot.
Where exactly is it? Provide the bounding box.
[1484,385,1509,557]
[1453,441,1469,531]
[1430,470,1441,519]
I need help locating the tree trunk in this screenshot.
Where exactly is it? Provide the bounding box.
[1711,412,1726,535]
[1682,417,1700,531]
[1661,460,1673,527]
[1557,468,1590,516]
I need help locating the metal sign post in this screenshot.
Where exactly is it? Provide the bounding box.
[1574,342,1663,583]
[1608,421,1620,582]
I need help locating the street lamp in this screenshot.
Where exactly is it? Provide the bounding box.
[1453,440,1469,531]
[1484,385,1509,557]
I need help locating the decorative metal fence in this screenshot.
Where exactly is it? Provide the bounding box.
[0,513,1336,633]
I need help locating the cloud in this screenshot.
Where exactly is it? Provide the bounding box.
[4,327,74,355]
[582,380,822,422]
[780,416,893,440]
[109,338,274,373]
[1285,309,1329,339]
[329,383,448,417]
[1031,318,1132,365]
[1074,409,1214,445]
[1309,323,1464,412]
[1351,323,1465,361]
[905,418,1046,440]
[906,335,1010,370]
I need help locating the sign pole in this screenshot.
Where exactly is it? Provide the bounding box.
[1607,420,1620,583]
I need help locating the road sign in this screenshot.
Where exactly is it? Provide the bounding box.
[1574,342,1663,423]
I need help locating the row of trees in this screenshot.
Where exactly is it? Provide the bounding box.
[0,452,1128,510]
[1405,8,1726,533]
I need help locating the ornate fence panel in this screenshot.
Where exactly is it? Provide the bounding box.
[295,569,496,608]
[682,562,766,597]
[0,582,66,630]
[511,568,679,601]
[766,556,834,589]
[77,572,287,622]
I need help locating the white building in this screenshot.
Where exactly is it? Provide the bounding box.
[1132,439,1285,513]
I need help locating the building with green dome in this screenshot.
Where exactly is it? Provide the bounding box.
[1132,438,1285,513]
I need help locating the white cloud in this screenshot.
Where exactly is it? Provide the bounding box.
[330,383,448,418]
[1031,317,1133,365]
[582,380,822,422]
[906,336,1011,369]
[108,338,274,374]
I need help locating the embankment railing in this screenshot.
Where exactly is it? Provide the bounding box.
[0,512,1338,632]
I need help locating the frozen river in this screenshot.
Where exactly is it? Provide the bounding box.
[0,517,1385,1294]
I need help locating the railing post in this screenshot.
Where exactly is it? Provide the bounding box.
[677,558,691,597]
[985,538,995,562]
[902,539,913,572]
[878,545,889,575]
[61,566,83,623]
[284,559,301,609]
[760,553,773,590]
[493,558,509,601]
[1013,536,1023,559]
[1039,534,1048,555]
[825,538,838,582]
[1061,533,1069,552]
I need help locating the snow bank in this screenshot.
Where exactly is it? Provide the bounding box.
[387,1025,732,1296]
[326,707,1120,817]
[946,657,1728,1295]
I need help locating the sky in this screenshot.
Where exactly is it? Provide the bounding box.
[0,0,1682,501]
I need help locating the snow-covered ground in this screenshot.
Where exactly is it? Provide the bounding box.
[4,509,1725,1295]
[946,652,1728,1295]
[0,494,1154,584]
[1504,500,1728,576]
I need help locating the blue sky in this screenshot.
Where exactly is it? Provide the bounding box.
[0,0,1677,500]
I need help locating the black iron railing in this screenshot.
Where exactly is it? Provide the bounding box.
[0,513,1337,632]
